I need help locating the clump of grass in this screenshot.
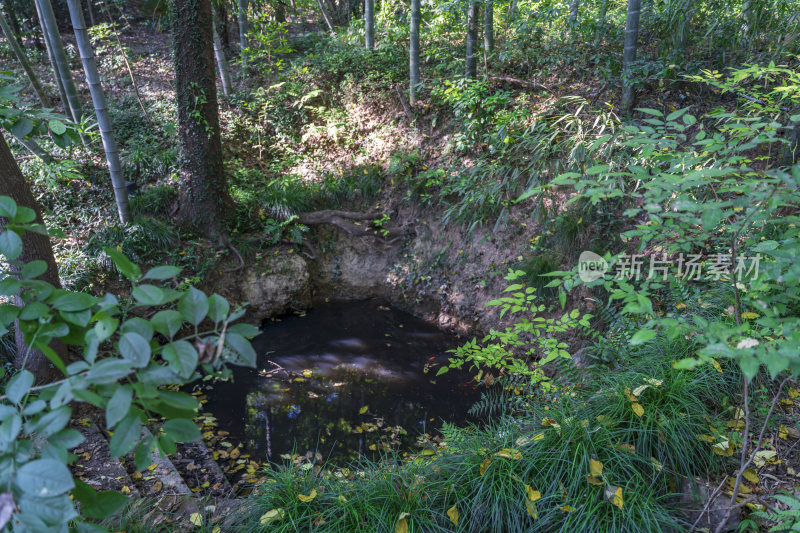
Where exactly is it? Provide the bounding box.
[87,217,180,269]
[129,184,178,218]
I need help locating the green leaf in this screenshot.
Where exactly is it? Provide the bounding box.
[106,386,132,428]
[151,310,182,339]
[11,117,33,138]
[0,229,23,259]
[6,370,34,404]
[86,359,133,385]
[21,260,48,280]
[701,207,723,231]
[436,366,450,376]
[161,340,198,379]
[48,119,67,135]
[161,418,201,443]
[207,294,230,324]
[178,287,209,326]
[109,412,142,457]
[132,285,165,306]
[16,459,75,496]
[80,489,128,520]
[143,266,182,280]
[49,291,96,312]
[0,304,19,326]
[31,406,71,437]
[104,247,141,281]
[630,329,657,345]
[638,108,664,117]
[225,332,256,366]
[118,332,151,368]
[227,323,259,337]
[0,196,17,219]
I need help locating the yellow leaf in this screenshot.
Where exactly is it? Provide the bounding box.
[525,485,541,519]
[631,403,644,417]
[153,481,163,493]
[625,387,638,402]
[614,442,636,454]
[495,448,522,460]
[587,475,604,486]
[480,457,491,476]
[395,512,410,533]
[650,457,663,472]
[741,312,759,319]
[213,528,220,533]
[788,387,800,400]
[742,468,759,484]
[711,359,723,373]
[675,302,686,309]
[643,378,663,387]
[589,458,603,477]
[632,384,650,397]
[541,417,557,427]
[559,505,574,513]
[752,450,777,468]
[525,485,541,502]
[147,464,158,471]
[260,509,285,525]
[359,405,369,414]
[189,513,203,527]
[447,504,459,525]
[606,486,624,509]
[338,495,347,503]
[297,489,317,502]
[302,369,313,378]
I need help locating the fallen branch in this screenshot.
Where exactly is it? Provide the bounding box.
[395,85,414,123]
[298,210,407,242]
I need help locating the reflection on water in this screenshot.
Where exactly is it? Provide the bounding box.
[201,299,478,464]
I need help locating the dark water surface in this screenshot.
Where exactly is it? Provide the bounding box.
[201,299,478,464]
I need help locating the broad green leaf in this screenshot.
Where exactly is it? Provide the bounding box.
[161,418,201,443]
[6,370,34,404]
[86,359,133,385]
[31,406,71,438]
[207,294,230,324]
[118,332,151,368]
[21,260,47,280]
[16,459,74,496]
[225,332,256,366]
[106,386,132,428]
[104,247,141,281]
[178,287,209,326]
[49,291,96,312]
[143,266,181,280]
[630,329,657,345]
[0,196,17,218]
[132,285,165,306]
[48,119,67,135]
[0,229,23,259]
[161,340,198,379]
[151,310,182,339]
[109,412,141,457]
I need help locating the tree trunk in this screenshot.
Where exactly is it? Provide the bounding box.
[65,0,130,224]
[465,0,478,78]
[35,0,83,127]
[0,129,64,382]
[237,0,248,78]
[621,0,640,117]
[0,7,51,107]
[316,0,335,31]
[212,5,233,100]
[593,0,608,45]
[33,0,69,113]
[85,0,95,26]
[275,0,285,23]
[218,1,232,56]
[484,0,493,53]
[569,0,579,23]
[171,0,231,239]
[364,0,374,49]
[409,0,420,105]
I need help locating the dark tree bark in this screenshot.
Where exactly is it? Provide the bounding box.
[465,1,478,78]
[0,130,64,382]
[171,0,231,240]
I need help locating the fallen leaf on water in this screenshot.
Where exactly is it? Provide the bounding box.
[631,403,644,417]
[447,504,459,525]
[495,448,522,460]
[359,405,369,414]
[260,509,284,525]
[297,489,317,502]
[396,512,410,533]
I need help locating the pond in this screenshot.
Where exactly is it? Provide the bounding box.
[201,299,479,465]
